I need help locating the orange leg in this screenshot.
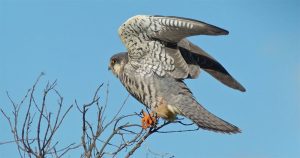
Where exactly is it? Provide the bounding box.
[141,110,158,129]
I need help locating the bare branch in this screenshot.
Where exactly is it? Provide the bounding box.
[1,73,76,158]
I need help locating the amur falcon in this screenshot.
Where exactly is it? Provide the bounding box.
[109,15,245,134]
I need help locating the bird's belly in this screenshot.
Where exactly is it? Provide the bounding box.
[121,73,181,121]
[121,73,152,107]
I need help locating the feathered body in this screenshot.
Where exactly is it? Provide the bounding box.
[109,15,245,134]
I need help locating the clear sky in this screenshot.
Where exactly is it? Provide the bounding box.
[1,0,299,157]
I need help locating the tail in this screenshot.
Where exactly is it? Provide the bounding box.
[177,98,241,134]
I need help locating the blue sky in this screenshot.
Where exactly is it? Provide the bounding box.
[1,0,299,157]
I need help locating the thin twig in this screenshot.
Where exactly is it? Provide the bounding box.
[1,73,75,158]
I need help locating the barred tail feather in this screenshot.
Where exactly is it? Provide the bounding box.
[178,100,241,134]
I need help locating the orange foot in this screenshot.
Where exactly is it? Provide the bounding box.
[141,110,157,129]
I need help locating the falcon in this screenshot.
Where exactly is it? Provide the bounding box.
[108,15,245,134]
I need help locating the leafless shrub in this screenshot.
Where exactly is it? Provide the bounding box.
[1,74,199,158]
[0,73,79,158]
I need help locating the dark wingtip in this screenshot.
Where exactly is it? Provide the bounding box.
[222,29,229,35]
[235,83,246,92]
[239,86,246,92]
[201,20,229,35]
[210,25,229,35]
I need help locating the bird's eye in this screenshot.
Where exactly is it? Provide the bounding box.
[111,59,116,65]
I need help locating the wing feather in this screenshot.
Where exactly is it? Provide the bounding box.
[148,15,228,43]
[178,39,246,92]
[118,15,245,91]
[119,15,229,45]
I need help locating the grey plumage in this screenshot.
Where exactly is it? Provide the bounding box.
[109,15,245,134]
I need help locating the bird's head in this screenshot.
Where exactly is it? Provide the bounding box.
[108,52,128,77]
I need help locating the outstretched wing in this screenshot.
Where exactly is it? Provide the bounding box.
[178,39,246,92]
[118,15,228,79]
[119,15,228,44]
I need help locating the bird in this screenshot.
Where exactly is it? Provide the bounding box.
[108,15,245,134]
